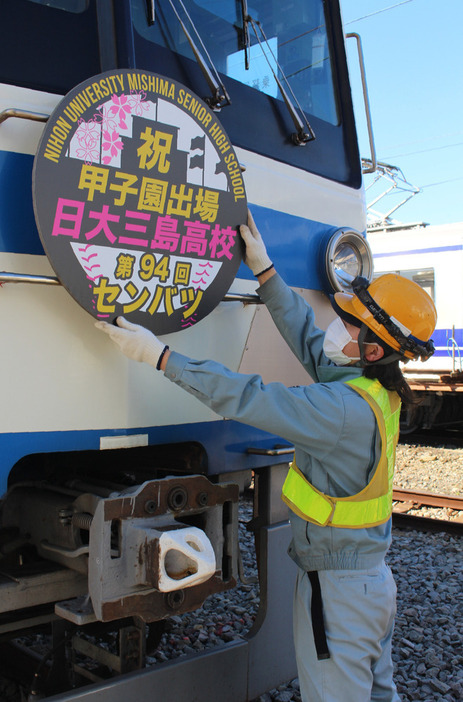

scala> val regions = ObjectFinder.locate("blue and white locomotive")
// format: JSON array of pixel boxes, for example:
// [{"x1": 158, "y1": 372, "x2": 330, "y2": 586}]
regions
[{"x1": 0, "y1": 1, "x2": 374, "y2": 699}]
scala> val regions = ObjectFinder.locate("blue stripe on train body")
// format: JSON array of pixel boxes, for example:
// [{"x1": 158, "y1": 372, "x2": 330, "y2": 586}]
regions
[{"x1": 0, "y1": 150, "x2": 339, "y2": 289}]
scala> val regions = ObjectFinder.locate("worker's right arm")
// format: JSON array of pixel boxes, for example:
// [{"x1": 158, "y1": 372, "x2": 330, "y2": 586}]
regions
[
  {"x1": 240, "y1": 211, "x2": 329, "y2": 379},
  {"x1": 259, "y1": 274, "x2": 328, "y2": 380}
]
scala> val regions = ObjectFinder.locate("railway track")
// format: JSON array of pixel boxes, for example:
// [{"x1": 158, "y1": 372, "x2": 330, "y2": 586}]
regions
[
  {"x1": 392, "y1": 487, "x2": 463, "y2": 534},
  {"x1": 0, "y1": 489, "x2": 460, "y2": 701}
]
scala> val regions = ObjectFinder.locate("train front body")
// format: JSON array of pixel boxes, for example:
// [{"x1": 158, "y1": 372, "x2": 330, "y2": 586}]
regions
[{"x1": 0, "y1": 1, "x2": 372, "y2": 699}]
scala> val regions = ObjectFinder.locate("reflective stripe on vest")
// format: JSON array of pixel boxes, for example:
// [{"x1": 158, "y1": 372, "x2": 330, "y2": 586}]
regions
[{"x1": 281, "y1": 377, "x2": 401, "y2": 529}]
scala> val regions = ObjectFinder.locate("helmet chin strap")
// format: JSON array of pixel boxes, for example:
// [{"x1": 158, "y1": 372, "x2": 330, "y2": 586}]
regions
[{"x1": 358, "y1": 324, "x2": 404, "y2": 366}]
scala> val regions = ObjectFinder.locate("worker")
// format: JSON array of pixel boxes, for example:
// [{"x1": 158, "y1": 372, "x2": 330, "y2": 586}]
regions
[{"x1": 95, "y1": 211, "x2": 437, "y2": 702}]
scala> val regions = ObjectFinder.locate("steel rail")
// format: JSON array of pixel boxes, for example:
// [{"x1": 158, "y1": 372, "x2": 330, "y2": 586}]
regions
[
  {"x1": 392, "y1": 487, "x2": 463, "y2": 512},
  {"x1": 392, "y1": 487, "x2": 463, "y2": 534}
]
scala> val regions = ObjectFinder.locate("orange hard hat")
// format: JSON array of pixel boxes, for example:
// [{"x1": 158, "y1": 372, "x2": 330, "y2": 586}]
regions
[{"x1": 333, "y1": 274, "x2": 437, "y2": 360}]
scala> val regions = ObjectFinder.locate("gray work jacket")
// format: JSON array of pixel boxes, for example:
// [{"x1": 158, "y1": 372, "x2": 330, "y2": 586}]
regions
[{"x1": 164, "y1": 273, "x2": 391, "y2": 572}]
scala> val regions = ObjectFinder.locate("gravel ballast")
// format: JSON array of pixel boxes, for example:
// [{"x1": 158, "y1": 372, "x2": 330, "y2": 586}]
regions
[
  {"x1": 0, "y1": 443, "x2": 461, "y2": 701},
  {"x1": 153, "y1": 442, "x2": 463, "y2": 702}
]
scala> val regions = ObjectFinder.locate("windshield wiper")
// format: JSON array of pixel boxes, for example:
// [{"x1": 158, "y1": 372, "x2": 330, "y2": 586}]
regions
[
  {"x1": 247, "y1": 16, "x2": 316, "y2": 146},
  {"x1": 239, "y1": 0, "x2": 250, "y2": 70},
  {"x1": 166, "y1": 0, "x2": 231, "y2": 111}
]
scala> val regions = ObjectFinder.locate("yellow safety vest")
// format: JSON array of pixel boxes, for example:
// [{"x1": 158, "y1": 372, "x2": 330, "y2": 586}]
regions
[{"x1": 281, "y1": 376, "x2": 401, "y2": 529}]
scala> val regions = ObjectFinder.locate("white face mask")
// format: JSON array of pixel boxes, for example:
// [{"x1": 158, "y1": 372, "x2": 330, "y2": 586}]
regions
[{"x1": 323, "y1": 317, "x2": 360, "y2": 366}]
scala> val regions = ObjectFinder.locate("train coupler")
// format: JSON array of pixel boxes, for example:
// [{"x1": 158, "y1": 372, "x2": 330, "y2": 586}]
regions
[{"x1": 57, "y1": 475, "x2": 239, "y2": 623}]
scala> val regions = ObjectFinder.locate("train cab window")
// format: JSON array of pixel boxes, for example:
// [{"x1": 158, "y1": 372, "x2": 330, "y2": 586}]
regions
[
  {"x1": 0, "y1": 1, "x2": 100, "y2": 94},
  {"x1": 131, "y1": 0, "x2": 359, "y2": 185},
  {"x1": 133, "y1": 0, "x2": 338, "y2": 126},
  {"x1": 0, "y1": 0, "x2": 360, "y2": 186}
]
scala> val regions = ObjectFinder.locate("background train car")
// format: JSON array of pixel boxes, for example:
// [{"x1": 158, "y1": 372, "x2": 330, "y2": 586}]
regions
[
  {"x1": 0, "y1": 1, "x2": 374, "y2": 699},
  {"x1": 368, "y1": 221, "x2": 463, "y2": 433}
]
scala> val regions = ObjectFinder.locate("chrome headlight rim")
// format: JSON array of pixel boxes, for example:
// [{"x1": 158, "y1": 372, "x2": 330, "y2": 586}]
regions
[{"x1": 324, "y1": 228, "x2": 373, "y2": 293}]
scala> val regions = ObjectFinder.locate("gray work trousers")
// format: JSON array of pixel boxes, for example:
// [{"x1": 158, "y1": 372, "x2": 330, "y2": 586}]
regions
[{"x1": 293, "y1": 562, "x2": 401, "y2": 702}]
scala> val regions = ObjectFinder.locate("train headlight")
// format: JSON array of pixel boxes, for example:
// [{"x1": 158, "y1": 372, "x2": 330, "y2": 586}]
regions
[{"x1": 323, "y1": 228, "x2": 373, "y2": 293}]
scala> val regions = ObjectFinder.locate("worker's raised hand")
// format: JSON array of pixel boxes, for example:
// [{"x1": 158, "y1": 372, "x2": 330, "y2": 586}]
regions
[
  {"x1": 95, "y1": 316, "x2": 167, "y2": 369},
  {"x1": 239, "y1": 209, "x2": 273, "y2": 277}
]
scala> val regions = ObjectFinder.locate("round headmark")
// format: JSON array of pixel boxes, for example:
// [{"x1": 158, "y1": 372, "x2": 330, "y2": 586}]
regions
[{"x1": 33, "y1": 70, "x2": 247, "y2": 334}]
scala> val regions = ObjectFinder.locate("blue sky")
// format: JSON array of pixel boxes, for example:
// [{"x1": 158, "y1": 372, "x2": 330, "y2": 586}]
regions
[{"x1": 340, "y1": 0, "x2": 463, "y2": 226}]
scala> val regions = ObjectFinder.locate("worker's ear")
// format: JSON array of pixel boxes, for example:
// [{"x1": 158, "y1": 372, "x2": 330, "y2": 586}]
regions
[{"x1": 363, "y1": 343, "x2": 384, "y2": 363}]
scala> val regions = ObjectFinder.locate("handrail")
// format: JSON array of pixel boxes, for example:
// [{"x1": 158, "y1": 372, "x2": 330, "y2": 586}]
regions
[
  {"x1": 247, "y1": 446, "x2": 295, "y2": 456},
  {"x1": 345, "y1": 33, "x2": 377, "y2": 174},
  {"x1": 222, "y1": 293, "x2": 262, "y2": 304},
  {"x1": 0, "y1": 272, "x2": 60, "y2": 285},
  {"x1": 0, "y1": 273, "x2": 263, "y2": 304},
  {"x1": 0, "y1": 108, "x2": 49, "y2": 125}
]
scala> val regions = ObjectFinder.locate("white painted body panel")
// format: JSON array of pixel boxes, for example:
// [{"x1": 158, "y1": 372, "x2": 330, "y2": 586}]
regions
[{"x1": 1, "y1": 84, "x2": 364, "y2": 438}]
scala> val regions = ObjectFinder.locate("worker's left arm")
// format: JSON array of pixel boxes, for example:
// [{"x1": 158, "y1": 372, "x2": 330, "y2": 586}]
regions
[{"x1": 95, "y1": 317, "x2": 344, "y2": 456}]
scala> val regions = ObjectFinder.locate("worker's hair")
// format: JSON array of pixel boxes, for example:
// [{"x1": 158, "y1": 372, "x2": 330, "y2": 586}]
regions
[{"x1": 361, "y1": 328, "x2": 415, "y2": 404}]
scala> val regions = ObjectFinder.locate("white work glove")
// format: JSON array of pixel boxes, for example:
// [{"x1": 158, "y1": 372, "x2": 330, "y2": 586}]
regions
[
  {"x1": 95, "y1": 316, "x2": 168, "y2": 369},
  {"x1": 239, "y1": 210, "x2": 273, "y2": 277}
]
